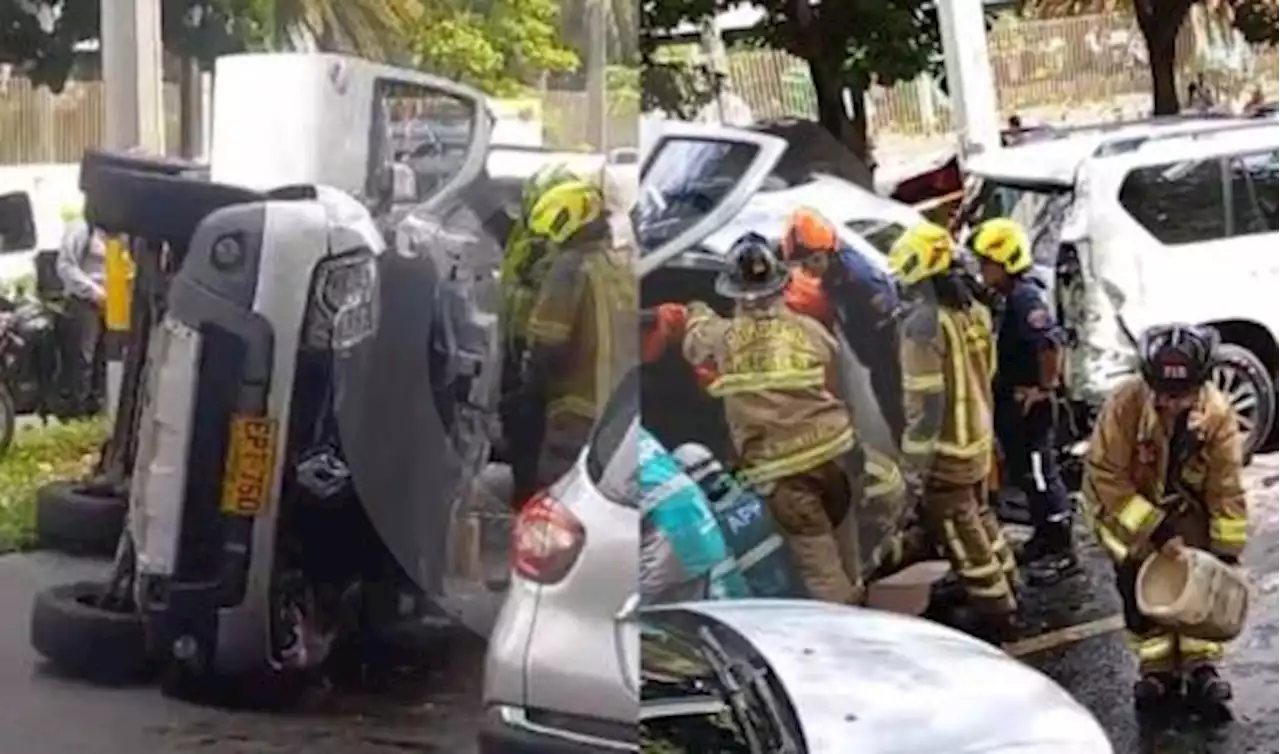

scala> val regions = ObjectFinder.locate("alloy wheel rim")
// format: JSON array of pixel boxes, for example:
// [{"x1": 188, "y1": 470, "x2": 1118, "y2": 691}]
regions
[{"x1": 1210, "y1": 363, "x2": 1261, "y2": 442}]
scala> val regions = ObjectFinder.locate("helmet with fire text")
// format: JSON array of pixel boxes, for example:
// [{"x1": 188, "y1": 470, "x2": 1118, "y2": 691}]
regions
[
  {"x1": 1138, "y1": 323, "x2": 1218, "y2": 396},
  {"x1": 716, "y1": 232, "x2": 790, "y2": 303}
]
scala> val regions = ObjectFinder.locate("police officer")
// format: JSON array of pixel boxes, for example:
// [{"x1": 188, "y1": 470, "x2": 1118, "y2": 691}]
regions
[
  {"x1": 650, "y1": 234, "x2": 864, "y2": 605},
  {"x1": 523, "y1": 178, "x2": 635, "y2": 490},
  {"x1": 888, "y1": 221, "x2": 1019, "y2": 637},
  {"x1": 779, "y1": 207, "x2": 905, "y2": 443},
  {"x1": 968, "y1": 218, "x2": 1079, "y2": 585},
  {"x1": 499, "y1": 164, "x2": 579, "y2": 507},
  {"x1": 1084, "y1": 323, "x2": 1246, "y2": 720}
]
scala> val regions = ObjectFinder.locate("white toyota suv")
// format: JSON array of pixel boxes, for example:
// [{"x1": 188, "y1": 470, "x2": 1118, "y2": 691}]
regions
[{"x1": 962, "y1": 118, "x2": 1278, "y2": 461}]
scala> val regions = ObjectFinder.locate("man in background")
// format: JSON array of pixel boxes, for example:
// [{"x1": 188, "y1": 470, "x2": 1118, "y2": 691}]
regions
[{"x1": 55, "y1": 203, "x2": 106, "y2": 412}]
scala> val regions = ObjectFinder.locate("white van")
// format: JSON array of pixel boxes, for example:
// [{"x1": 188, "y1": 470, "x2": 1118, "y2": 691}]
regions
[{"x1": 0, "y1": 163, "x2": 83, "y2": 297}]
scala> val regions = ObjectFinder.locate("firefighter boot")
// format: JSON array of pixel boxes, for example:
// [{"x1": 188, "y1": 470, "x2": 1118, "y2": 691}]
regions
[
  {"x1": 1133, "y1": 671, "x2": 1182, "y2": 717},
  {"x1": 1185, "y1": 665, "x2": 1233, "y2": 724},
  {"x1": 1024, "y1": 514, "x2": 1082, "y2": 586}
]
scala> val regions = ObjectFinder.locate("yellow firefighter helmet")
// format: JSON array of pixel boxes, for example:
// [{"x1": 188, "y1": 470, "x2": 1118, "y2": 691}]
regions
[
  {"x1": 887, "y1": 221, "x2": 956, "y2": 287},
  {"x1": 967, "y1": 218, "x2": 1032, "y2": 275},
  {"x1": 527, "y1": 179, "x2": 605, "y2": 245}
]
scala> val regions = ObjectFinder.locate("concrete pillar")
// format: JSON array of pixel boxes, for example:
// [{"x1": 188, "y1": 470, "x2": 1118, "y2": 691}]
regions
[
  {"x1": 99, "y1": 0, "x2": 165, "y2": 421},
  {"x1": 936, "y1": 0, "x2": 1001, "y2": 156},
  {"x1": 100, "y1": 0, "x2": 166, "y2": 153},
  {"x1": 585, "y1": 0, "x2": 608, "y2": 149}
]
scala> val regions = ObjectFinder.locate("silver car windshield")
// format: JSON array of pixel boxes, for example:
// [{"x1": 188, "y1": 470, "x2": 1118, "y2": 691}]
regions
[{"x1": 633, "y1": 138, "x2": 762, "y2": 256}]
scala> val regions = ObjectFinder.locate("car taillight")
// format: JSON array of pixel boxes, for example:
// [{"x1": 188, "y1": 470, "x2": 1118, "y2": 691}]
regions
[{"x1": 512, "y1": 491, "x2": 585, "y2": 584}]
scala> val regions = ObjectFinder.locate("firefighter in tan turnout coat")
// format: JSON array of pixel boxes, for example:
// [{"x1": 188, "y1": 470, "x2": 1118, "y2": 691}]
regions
[
  {"x1": 1084, "y1": 323, "x2": 1248, "y2": 717},
  {"x1": 887, "y1": 221, "x2": 1020, "y2": 635},
  {"x1": 651, "y1": 233, "x2": 865, "y2": 605}
]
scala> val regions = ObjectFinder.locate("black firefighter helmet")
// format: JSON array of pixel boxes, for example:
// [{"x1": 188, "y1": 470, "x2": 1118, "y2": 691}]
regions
[
  {"x1": 1138, "y1": 323, "x2": 1218, "y2": 396},
  {"x1": 715, "y1": 232, "x2": 790, "y2": 303}
]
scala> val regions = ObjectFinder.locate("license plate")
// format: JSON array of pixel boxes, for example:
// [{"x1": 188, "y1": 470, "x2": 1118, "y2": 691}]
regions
[{"x1": 220, "y1": 416, "x2": 279, "y2": 516}]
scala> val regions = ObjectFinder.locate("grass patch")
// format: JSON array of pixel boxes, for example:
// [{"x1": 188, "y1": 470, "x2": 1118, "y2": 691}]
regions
[{"x1": 0, "y1": 418, "x2": 108, "y2": 553}]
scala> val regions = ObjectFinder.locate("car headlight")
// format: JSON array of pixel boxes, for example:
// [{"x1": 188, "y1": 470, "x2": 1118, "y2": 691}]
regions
[{"x1": 304, "y1": 251, "x2": 379, "y2": 351}]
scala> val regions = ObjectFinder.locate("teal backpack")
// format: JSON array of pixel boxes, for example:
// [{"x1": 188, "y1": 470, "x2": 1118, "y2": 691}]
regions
[{"x1": 638, "y1": 429, "x2": 749, "y2": 601}]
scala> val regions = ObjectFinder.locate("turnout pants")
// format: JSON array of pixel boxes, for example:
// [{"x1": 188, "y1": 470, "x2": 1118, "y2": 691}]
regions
[
  {"x1": 922, "y1": 479, "x2": 1018, "y2": 616},
  {"x1": 765, "y1": 459, "x2": 864, "y2": 605},
  {"x1": 995, "y1": 396, "x2": 1070, "y2": 528},
  {"x1": 1112, "y1": 517, "x2": 1226, "y2": 674}
]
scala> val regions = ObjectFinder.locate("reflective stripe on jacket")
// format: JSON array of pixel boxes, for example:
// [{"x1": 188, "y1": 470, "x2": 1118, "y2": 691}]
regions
[
  {"x1": 682, "y1": 300, "x2": 855, "y2": 486},
  {"x1": 898, "y1": 301, "x2": 996, "y2": 485},
  {"x1": 1083, "y1": 377, "x2": 1248, "y2": 561},
  {"x1": 526, "y1": 242, "x2": 636, "y2": 422},
  {"x1": 500, "y1": 217, "x2": 556, "y2": 345}
]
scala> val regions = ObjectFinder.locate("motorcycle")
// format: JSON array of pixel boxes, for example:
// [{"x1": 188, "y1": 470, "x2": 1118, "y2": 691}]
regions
[{"x1": 0, "y1": 293, "x2": 104, "y2": 458}]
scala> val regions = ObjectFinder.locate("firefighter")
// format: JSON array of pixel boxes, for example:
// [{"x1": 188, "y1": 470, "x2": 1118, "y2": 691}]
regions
[
  {"x1": 499, "y1": 164, "x2": 579, "y2": 506},
  {"x1": 968, "y1": 218, "x2": 1080, "y2": 585},
  {"x1": 779, "y1": 207, "x2": 906, "y2": 443},
  {"x1": 1083, "y1": 323, "x2": 1246, "y2": 719},
  {"x1": 648, "y1": 233, "x2": 864, "y2": 605},
  {"x1": 523, "y1": 178, "x2": 636, "y2": 490},
  {"x1": 888, "y1": 221, "x2": 1019, "y2": 636}
]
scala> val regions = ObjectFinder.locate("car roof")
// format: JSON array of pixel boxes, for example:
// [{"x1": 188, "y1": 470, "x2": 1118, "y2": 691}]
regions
[
  {"x1": 965, "y1": 116, "x2": 1254, "y2": 188},
  {"x1": 658, "y1": 600, "x2": 1112, "y2": 754},
  {"x1": 699, "y1": 174, "x2": 920, "y2": 262}
]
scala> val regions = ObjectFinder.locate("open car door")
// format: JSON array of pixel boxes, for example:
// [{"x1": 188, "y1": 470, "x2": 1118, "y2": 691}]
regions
[
  {"x1": 634, "y1": 123, "x2": 787, "y2": 278},
  {"x1": 330, "y1": 68, "x2": 508, "y2": 629}
]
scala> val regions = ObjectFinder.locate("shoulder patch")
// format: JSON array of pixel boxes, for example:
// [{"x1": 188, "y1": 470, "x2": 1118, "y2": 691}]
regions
[{"x1": 1026, "y1": 307, "x2": 1050, "y2": 330}]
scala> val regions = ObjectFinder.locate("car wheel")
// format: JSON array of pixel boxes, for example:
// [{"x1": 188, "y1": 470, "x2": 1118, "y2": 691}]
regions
[
  {"x1": 30, "y1": 581, "x2": 150, "y2": 682},
  {"x1": 1212, "y1": 344, "x2": 1276, "y2": 466},
  {"x1": 34, "y1": 481, "x2": 127, "y2": 556}
]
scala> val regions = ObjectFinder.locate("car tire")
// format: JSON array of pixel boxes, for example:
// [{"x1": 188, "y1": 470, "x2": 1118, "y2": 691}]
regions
[
  {"x1": 34, "y1": 481, "x2": 127, "y2": 556},
  {"x1": 30, "y1": 581, "x2": 150, "y2": 682},
  {"x1": 1212, "y1": 344, "x2": 1275, "y2": 467},
  {"x1": 0, "y1": 382, "x2": 14, "y2": 460}
]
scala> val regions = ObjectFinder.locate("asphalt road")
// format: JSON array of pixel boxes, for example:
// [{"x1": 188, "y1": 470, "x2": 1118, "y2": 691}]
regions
[
  {"x1": 1013, "y1": 453, "x2": 1280, "y2": 754},
  {"x1": 0, "y1": 457, "x2": 1275, "y2": 754},
  {"x1": 0, "y1": 553, "x2": 486, "y2": 754}
]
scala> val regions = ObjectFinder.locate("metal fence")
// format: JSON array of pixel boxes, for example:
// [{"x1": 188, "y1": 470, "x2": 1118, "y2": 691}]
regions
[
  {"x1": 2, "y1": 12, "x2": 1275, "y2": 164},
  {"x1": 729, "y1": 13, "x2": 1279, "y2": 136},
  {"x1": 0, "y1": 73, "x2": 638, "y2": 165}
]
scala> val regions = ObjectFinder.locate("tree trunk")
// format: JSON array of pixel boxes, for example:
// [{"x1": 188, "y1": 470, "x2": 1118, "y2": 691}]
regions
[
  {"x1": 806, "y1": 54, "x2": 873, "y2": 189},
  {"x1": 1146, "y1": 22, "x2": 1181, "y2": 115},
  {"x1": 1135, "y1": 0, "x2": 1194, "y2": 116}
]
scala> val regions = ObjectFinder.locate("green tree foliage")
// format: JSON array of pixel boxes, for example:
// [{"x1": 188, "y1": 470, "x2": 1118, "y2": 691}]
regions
[
  {"x1": 0, "y1": 1, "x2": 102, "y2": 91},
  {"x1": 407, "y1": 0, "x2": 579, "y2": 96},
  {"x1": 1, "y1": 0, "x2": 581, "y2": 96},
  {"x1": 216, "y1": 0, "x2": 421, "y2": 60},
  {"x1": 641, "y1": 0, "x2": 942, "y2": 169}
]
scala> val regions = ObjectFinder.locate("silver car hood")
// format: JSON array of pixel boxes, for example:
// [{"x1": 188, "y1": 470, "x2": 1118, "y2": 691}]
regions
[{"x1": 673, "y1": 600, "x2": 1113, "y2": 754}]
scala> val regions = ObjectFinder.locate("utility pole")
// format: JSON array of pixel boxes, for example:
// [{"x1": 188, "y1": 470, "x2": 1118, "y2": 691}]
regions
[
  {"x1": 100, "y1": 0, "x2": 166, "y2": 153},
  {"x1": 936, "y1": 0, "x2": 1001, "y2": 156},
  {"x1": 585, "y1": 0, "x2": 608, "y2": 150},
  {"x1": 99, "y1": 0, "x2": 165, "y2": 421}
]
